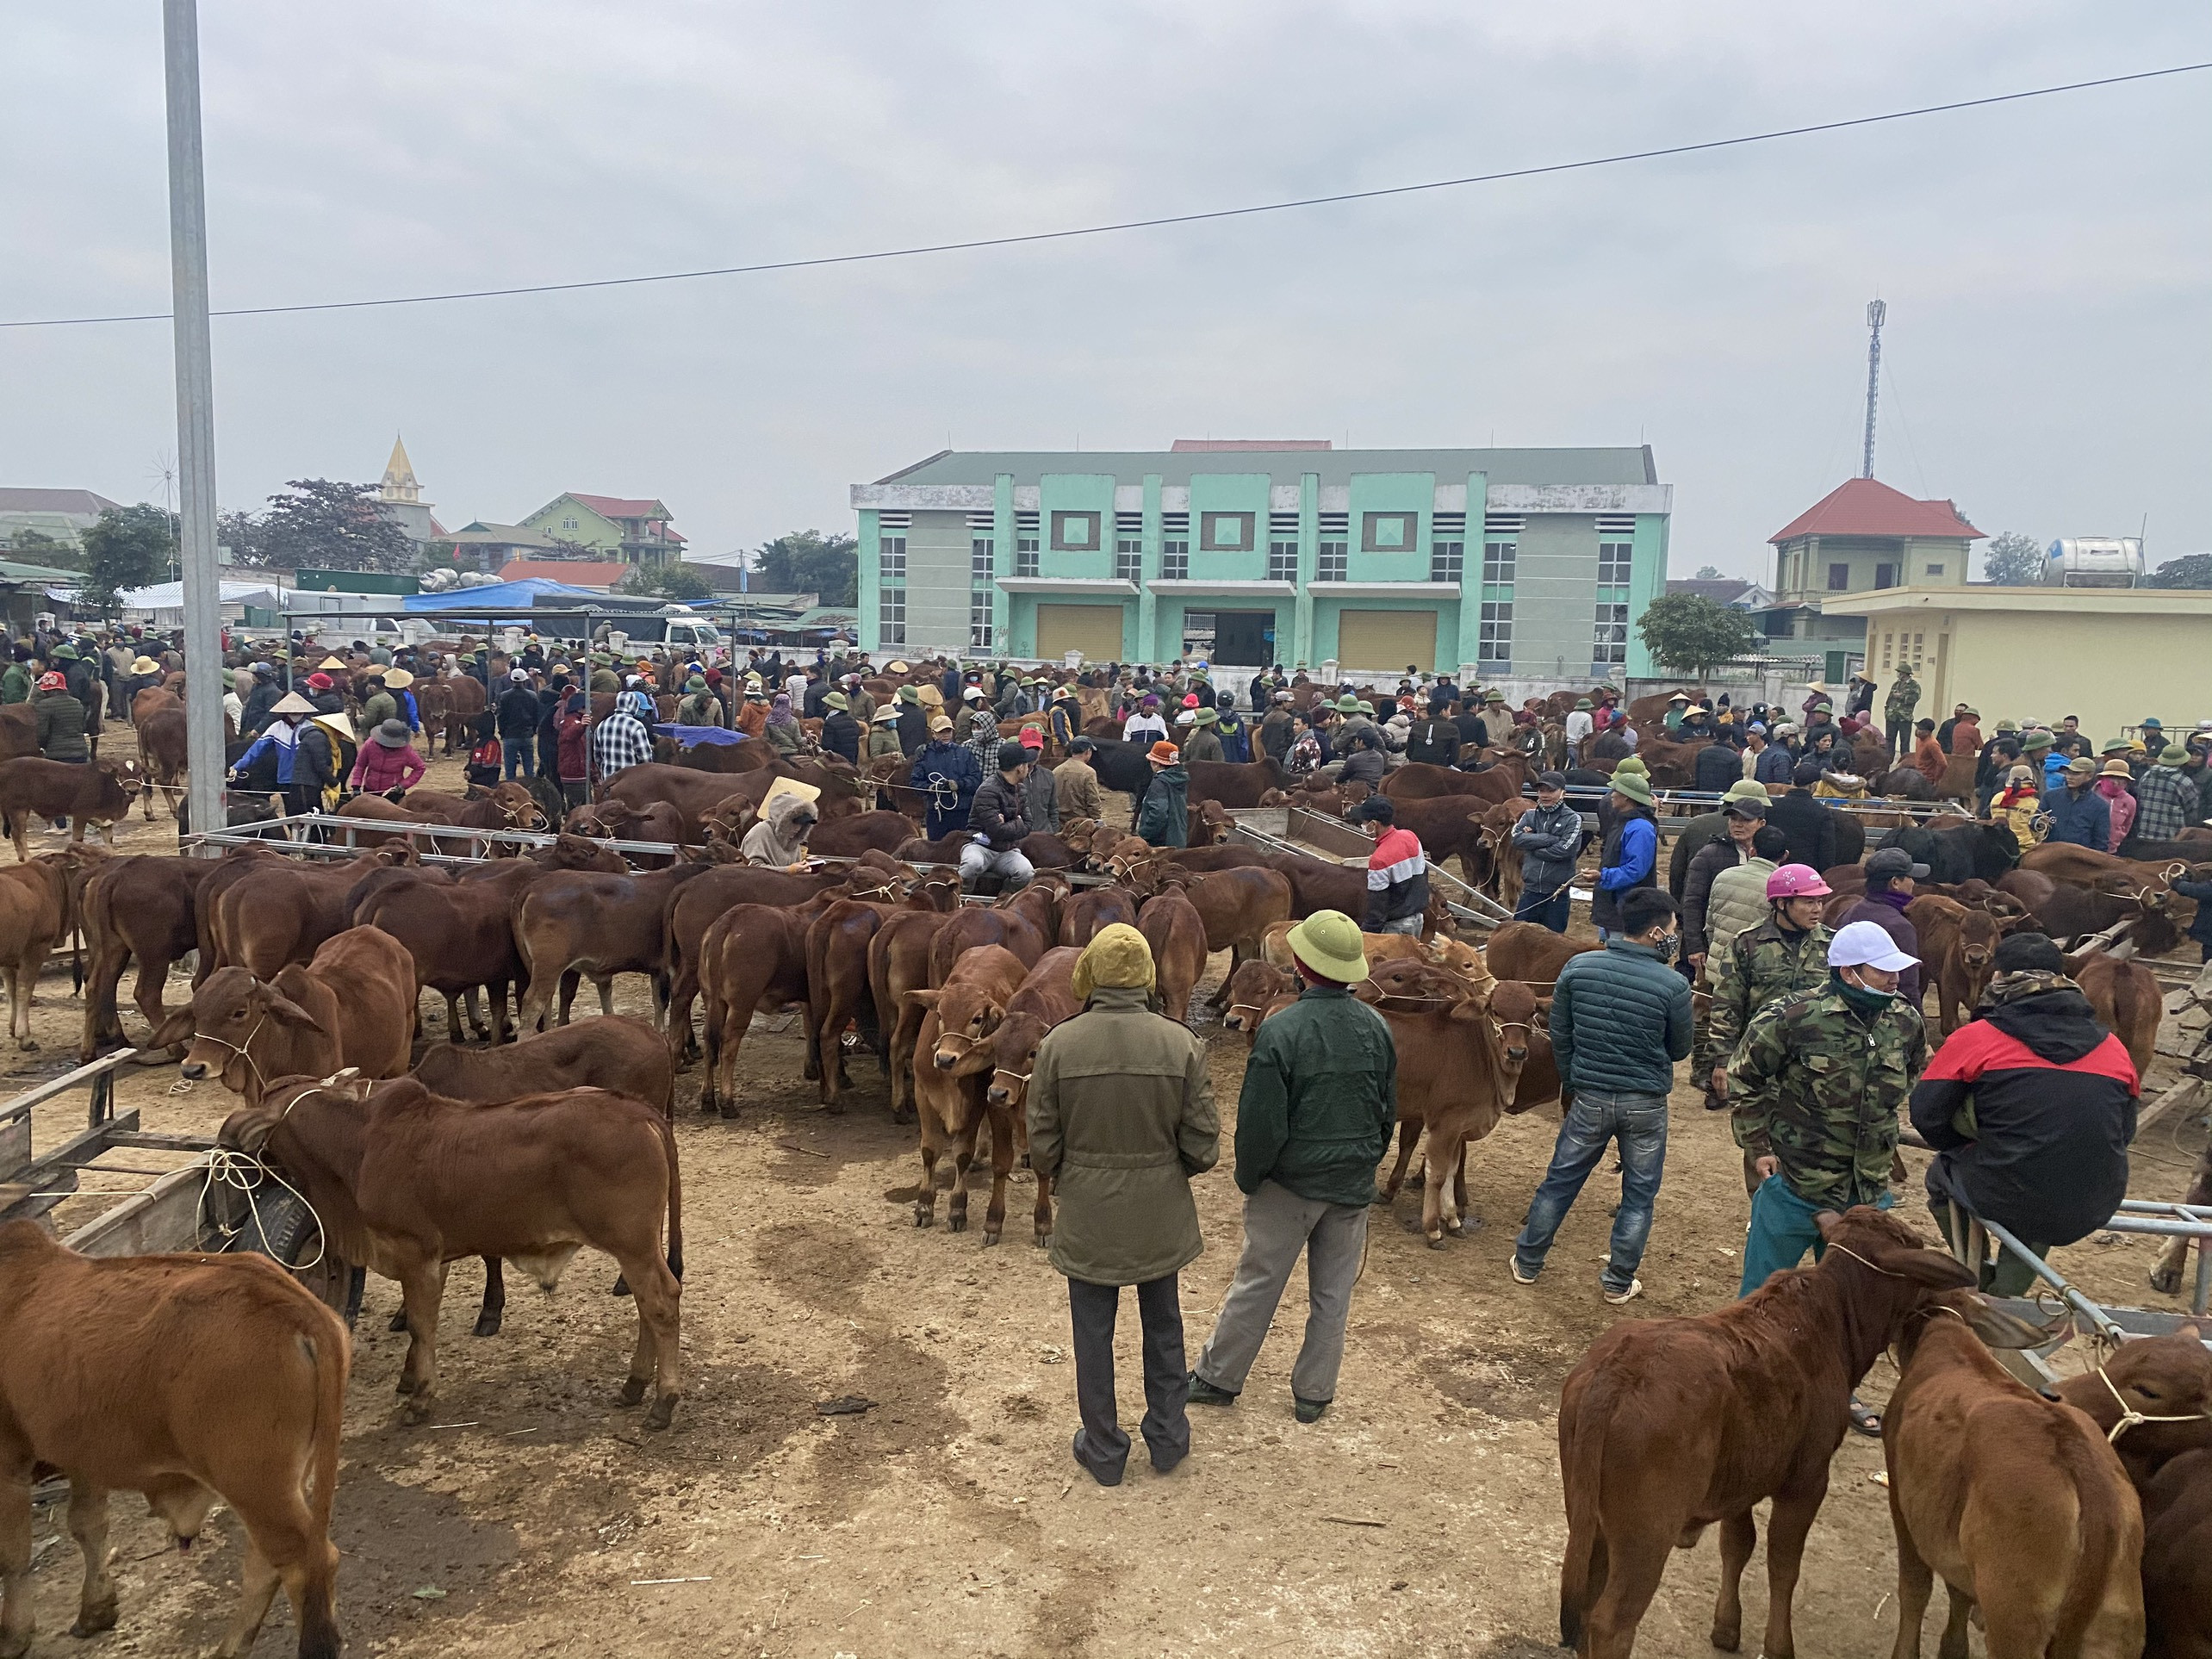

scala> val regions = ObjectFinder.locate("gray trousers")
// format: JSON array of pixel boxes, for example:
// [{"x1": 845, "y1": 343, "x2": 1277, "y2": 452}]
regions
[
  {"x1": 1069, "y1": 1275, "x2": 1188, "y2": 1480},
  {"x1": 1195, "y1": 1179, "x2": 1368, "y2": 1406}
]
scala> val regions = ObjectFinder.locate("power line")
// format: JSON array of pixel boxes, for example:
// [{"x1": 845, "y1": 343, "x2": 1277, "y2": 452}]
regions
[{"x1": 5, "y1": 59, "x2": 2206, "y2": 331}]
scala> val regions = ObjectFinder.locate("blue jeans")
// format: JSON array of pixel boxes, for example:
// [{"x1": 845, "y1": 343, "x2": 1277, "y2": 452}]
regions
[
  {"x1": 1738, "y1": 1175, "x2": 1894, "y2": 1296},
  {"x1": 1514, "y1": 885, "x2": 1571, "y2": 933},
  {"x1": 1514, "y1": 1090, "x2": 1668, "y2": 1294},
  {"x1": 503, "y1": 743, "x2": 535, "y2": 780}
]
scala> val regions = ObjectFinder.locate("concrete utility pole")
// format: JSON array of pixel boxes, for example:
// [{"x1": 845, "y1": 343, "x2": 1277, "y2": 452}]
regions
[
  {"x1": 1860, "y1": 299, "x2": 1886, "y2": 481},
  {"x1": 164, "y1": 0, "x2": 227, "y2": 842}
]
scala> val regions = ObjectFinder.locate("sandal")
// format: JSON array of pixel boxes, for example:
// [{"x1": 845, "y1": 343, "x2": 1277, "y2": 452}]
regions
[{"x1": 1847, "y1": 1395, "x2": 1882, "y2": 1438}]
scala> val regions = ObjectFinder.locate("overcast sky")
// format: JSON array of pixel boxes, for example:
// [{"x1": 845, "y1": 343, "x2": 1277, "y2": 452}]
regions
[{"x1": 6, "y1": 2, "x2": 2208, "y2": 578}]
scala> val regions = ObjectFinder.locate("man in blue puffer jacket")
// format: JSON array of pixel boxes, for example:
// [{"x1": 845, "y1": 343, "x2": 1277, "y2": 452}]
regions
[{"x1": 1510, "y1": 886, "x2": 1693, "y2": 1305}]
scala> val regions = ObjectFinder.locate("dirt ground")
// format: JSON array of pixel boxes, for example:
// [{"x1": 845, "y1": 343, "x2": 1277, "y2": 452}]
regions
[{"x1": 9, "y1": 746, "x2": 2209, "y2": 1658}]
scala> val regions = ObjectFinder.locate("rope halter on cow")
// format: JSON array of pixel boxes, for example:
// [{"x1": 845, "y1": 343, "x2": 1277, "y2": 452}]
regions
[
  {"x1": 2093, "y1": 1360, "x2": 2212, "y2": 1445},
  {"x1": 191, "y1": 1013, "x2": 270, "y2": 1100}
]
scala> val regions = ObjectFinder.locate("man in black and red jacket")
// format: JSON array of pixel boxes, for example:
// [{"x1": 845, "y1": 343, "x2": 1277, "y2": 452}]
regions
[{"x1": 1909, "y1": 931, "x2": 2137, "y2": 1296}]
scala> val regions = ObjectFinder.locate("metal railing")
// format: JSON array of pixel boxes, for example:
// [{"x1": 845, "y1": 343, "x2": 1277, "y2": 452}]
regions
[{"x1": 0, "y1": 1049, "x2": 217, "y2": 1255}]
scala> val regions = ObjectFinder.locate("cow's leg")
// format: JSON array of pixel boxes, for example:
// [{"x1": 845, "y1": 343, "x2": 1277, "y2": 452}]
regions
[
  {"x1": 1884, "y1": 1500, "x2": 1933, "y2": 1659},
  {"x1": 395, "y1": 1261, "x2": 444, "y2": 1421},
  {"x1": 475, "y1": 1258, "x2": 506, "y2": 1337},
  {"x1": 981, "y1": 1104, "x2": 1017, "y2": 1246},
  {"x1": 620, "y1": 1258, "x2": 682, "y2": 1430},
  {"x1": 215, "y1": 1488, "x2": 340, "y2": 1659},
  {"x1": 1758, "y1": 1481, "x2": 1827, "y2": 1659},
  {"x1": 8, "y1": 819, "x2": 25, "y2": 863},
  {"x1": 595, "y1": 975, "x2": 616, "y2": 1019},
  {"x1": 1453, "y1": 1140, "x2": 1471, "y2": 1225},
  {"x1": 0, "y1": 1463, "x2": 31, "y2": 1659},
  {"x1": 913, "y1": 1110, "x2": 945, "y2": 1229},
  {"x1": 65, "y1": 1483, "x2": 115, "y2": 1637},
  {"x1": 1205, "y1": 941, "x2": 1242, "y2": 1010},
  {"x1": 555, "y1": 967, "x2": 581, "y2": 1025},
  {"x1": 1033, "y1": 1160, "x2": 1053, "y2": 1248},
  {"x1": 1934, "y1": 1584, "x2": 1975, "y2": 1659},
  {"x1": 8, "y1": 958, "x2": 33, "y2": 1051},
  {"x1": 2150, "y1": 1233, "x2": 2194, "y2": 1295},
  {"x1": 1420, "y1": 1127, "x2": 1463, "y2": 1245},
  {"x1": 1376, "y1": 1117, "x2": 1421, "y2": 1205},
  {"x1": 1712, "y1": 1509, "x2": 1756, "y2": 1650},
  {"x1": 946, "y1": 1113, "x2": 982, "y2": 1233},
  {"x1": 1580, "y1": 1526, "x2": 1672, "y2": 1659}
]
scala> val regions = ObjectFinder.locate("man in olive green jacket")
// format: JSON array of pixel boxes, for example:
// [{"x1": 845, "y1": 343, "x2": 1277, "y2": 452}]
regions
[
  {"x1": 1028, "y1": 923, "x2": 1219, "y2": 1486},
  {"x1": 1190, "y1": 909, "x2": 1396, "y2": 1423}
]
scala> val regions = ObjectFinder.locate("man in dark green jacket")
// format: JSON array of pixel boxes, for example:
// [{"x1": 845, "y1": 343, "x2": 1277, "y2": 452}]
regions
[
  {"x1": 1134, "y1": 743, "x2": 1189, "y2": 848},
  {"x1": 1190, "y1": 910, "x2": 1395, "y2": 1423},
  {"x1": 1028, "y1": 924, "x2": 1219, "y2": 1487},
  {"x1": 1511, "y1": 888, "x2": 1692, "y2": 1303}
]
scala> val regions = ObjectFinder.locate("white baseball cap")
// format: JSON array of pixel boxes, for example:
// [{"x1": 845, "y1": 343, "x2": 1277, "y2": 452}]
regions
[{"x1": 1828, "y1": 920, "x2": 1918, "y2": 973}]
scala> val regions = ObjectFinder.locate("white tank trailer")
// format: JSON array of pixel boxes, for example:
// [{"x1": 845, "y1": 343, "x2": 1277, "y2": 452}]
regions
[{"x1": 2042, "y1": 537, "x2": 2144, "y2": 588}]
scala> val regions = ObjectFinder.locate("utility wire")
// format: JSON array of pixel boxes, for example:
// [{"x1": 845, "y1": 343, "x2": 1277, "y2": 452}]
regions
[{"x1": 4, "y1": 59, "x2": 2206, "y2": 331}]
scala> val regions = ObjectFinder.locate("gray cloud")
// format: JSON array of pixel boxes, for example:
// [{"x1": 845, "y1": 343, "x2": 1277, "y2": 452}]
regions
[{"x1": 3, "y1": 1, "x2": 2207, "y2": 577}]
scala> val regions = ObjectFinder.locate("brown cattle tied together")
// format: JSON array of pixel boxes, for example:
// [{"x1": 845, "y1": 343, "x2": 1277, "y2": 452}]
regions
[
  {"x1": 81, "y1": 852, "x2": 219, "y2": 1059},
  {"x1": 1137, "y1": 887, "x2": 1209, "y2": 1027},
  {"x1": 907, "y1": 945, "x2": 1034, "y2": 1242},
  {"x1": 226, "y1": 1072, "x2": 685, "y2": 1428},
  {"x1": 1902, "y1": 893, "x2": 2001, "y2": 1035},
  {"x1": 0, "y1": 1221, "x2": 348, "y2": 1659}
]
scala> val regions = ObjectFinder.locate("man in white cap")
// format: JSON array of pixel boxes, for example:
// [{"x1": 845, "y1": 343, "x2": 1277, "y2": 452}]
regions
[
  {"x1": 1187, "y1": 910, "x2": 1395, "y2": 1424},
  {"x1": 1728, "y1": 918, "x2": 1928, "y2": 1294}
]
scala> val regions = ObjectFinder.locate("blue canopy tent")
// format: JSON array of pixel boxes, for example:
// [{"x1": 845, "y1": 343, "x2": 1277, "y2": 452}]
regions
[{"x1": 401, "y1": 578, "x2": 623, "y2": 612}]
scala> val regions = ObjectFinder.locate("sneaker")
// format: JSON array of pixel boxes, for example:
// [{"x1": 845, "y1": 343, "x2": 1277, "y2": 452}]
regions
[
  {"x1": 1071, "y1": 1431, "x2": 1123, "y2": 1488},
  {"x1": 1186, "y1": 1372, "x2": 1237, "y2": 1407},
  {"x1": 1602, "y1": 1277, "x2": 1643, "y2": 1306},
  {"x1": 1510, "y1": 1259, "x2": 1539, "y2": 1285},
  {"x1": 1293, "y1": 1397, "x2": 1330, "y2": 1424}
]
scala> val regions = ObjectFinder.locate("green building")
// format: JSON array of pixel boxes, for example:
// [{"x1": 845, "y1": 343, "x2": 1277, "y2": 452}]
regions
[
  {"x1": 851, "y1": 443, "x2": 1669, "y2": 676},
  {"x1": 518, "y1": 493, "x2": 686, "y2": 569}
]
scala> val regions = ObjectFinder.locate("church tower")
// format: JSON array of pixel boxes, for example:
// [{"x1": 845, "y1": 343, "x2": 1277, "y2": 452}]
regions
[{"x1": 380, "y1": 435, "x2": 426, "y2": 506}]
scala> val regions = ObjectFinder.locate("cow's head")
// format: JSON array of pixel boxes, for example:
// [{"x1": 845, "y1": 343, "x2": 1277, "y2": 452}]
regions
[
  {"x1": 219, "y1": 1068, "x2": 370, "y2": 1155},
  {"x1": 920, "y1": 979, "x2": 1006, "y2": 1073},
  {"x1": 154, "y1": 966, "x2": 326, "y2": 1103},
  {"x1": 1482, "y1": 979, "x2": 1540, "y2": 1069},
  {"x1": 488, "y1": 781, "x2": 546, "y2": 829},
  {"x1": 1221, "y1": 960, "x2": 1293, "y2": 1034},
  {"x1": 985, "y1": 1012, "x2": 1053, "y2": 1109}
]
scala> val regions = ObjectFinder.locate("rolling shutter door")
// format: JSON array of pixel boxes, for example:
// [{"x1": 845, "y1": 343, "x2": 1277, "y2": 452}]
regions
[
  {"x1": 1336, "y1": 610, "x2": 1438, "y2": 672},
  {"x1": 1035, "y1": 604, "x2": 1125, "y2": 663}
]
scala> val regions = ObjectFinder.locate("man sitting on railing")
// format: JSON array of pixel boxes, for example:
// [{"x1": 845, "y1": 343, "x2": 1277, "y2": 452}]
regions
[{"x1": 1908, "y1": 931, "x2": 2137, "y2": 1296}]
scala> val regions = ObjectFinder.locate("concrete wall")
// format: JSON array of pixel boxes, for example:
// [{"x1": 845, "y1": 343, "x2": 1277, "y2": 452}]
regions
[
  {"x1": 1914, "y1": 611, "x2": 2211, "y2": 743},
  {"x1": 1508, "y1": 513, "x2": 1600, "y2": 680},
  {"x1": 899, "y1": 510, "x2": 971, "y2": 653}
]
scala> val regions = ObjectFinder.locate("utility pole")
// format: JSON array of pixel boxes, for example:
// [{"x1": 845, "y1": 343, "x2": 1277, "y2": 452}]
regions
[
  {"x1": 1861, "y1": 299, "x2": 1886, "y2": 480},
  {"x1": 164, "y1": 0, "x2": 227, "y2": 842}
]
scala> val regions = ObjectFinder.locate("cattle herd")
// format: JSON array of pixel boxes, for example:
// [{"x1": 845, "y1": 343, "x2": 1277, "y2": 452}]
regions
[{"x1": 0, "y1": 666, "x2": 2208, "y2": 1658}]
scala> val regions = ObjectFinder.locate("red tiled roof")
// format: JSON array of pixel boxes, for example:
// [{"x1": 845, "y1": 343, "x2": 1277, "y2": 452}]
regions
[
  {"x1": 570, "y1": 493, "x2": 668, "y2": 520},
  {"x1": 497, "y1": 559, "x2": 631, "y2": 588},
  {"x1": 1769, "y1": 477, "x2": 1984, "y2": 544}
]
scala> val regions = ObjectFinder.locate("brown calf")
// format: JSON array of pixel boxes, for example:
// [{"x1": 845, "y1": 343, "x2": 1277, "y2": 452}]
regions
[
  {"x1": 158, "y1": 927, "x2": 417, "y2": 1105},
  {"x1": 2071, "y1": 950, "x2": 2162, "y2": 1082},
  {"x1": 0, "y1": 1221, "x2": 347, "y2": 1659},
  {"x1": 2053, "y1": 1325, "x2": 2212, "y2": 1487},
  {"x1": 1485, "y1": 919, "x2": 1601, "y2": 985},
  {"x1": 870, "y1": 906, "x2": 962, "y2": 1122},
  {"x1": 0, "y1": 851, "x2": 86, "y2": 1050},
  {"x1": 513, "y1": 861, "x2": 716, "y2": 1030},
  {"x1": 0, "y1": 757, "x2": 139, "y2": 860},
  {"x1": 1221, "y1": 958, "x2": 1295, "y2": 1043},
  {"x1": 1904, "y1": 893, "x2": 2002, "y2": 1035},
  {"x1": 354, "y1": 860, "x2": 542, "y2": 1041},
  {"x1": 134, "y1": 703, "x2": 190, "y2": 819},
  {"x1": 662, "y1": 864, "x2": 849, "y2": 1057},
  {"x1": 1372, "y1": 979, "x2": 1538, "y2": 1245},
  {"x1": 979, "y1": 946, "x2": 1081, "y2": 1126},
  {"x1": 81, "y1": 853, "x2": 220, "y2": 1059},
  {"x1": 415, "y1": 1014, "x2": 674, "y2": 1118},
  {"x1": 1161, "y1": 864, "x2": 1293, "y2": 1008},
  {"x1": 1380, "y1": 756, "x2": 1528, "y2": 805},
  {"x1": 1556, "y1": 1208, "x2": 2012, "y2": 1659},
  {"x1": 699, "y1": 899, "x2": 836, "y2": 1115},
  {"x1": 1058, "y1": 885, "x2": 1140, "y2": 947},
  {"x1": 1883, "y1": 1307, "x2": 2142, "y2": 1659},
  {"x1": 907, "y1": 944, "x2": 1031, "y2": 1241},
  {"x1": 200, "y1": 844, "x2": 411, "y2": 983},
  {"x1": 227, "y1": 1073, "x2": 684, "y2": 1428},
  {"x1": 1138, "y1": 888, "x2": 1209, "y2": 1026},
  {"x1": 2141, "y1": 1446, "x2": 2212, "y2": 1659},
  {"x1": 925, "y1": 881, "x2": 1059, "y2": 984}
]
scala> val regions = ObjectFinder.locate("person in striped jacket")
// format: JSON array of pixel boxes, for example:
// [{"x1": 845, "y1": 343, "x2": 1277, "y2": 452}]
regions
[{"x1": 1352, "y1": 796, "x2": 1429, "y2": 935}]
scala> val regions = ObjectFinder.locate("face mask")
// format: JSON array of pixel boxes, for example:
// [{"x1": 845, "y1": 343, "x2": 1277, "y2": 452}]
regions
[
  {"x1": 1833, "y1": 969, "x2": 1896, "y2": 1010},
  {"x1": 1648, "y1": 932, "x2": 1680, "y2": 957}
]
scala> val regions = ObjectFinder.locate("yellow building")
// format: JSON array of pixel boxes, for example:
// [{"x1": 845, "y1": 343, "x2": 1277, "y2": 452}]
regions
[{"x1": 1824, "y1": 587, "x2": 2212, "y2": 741}]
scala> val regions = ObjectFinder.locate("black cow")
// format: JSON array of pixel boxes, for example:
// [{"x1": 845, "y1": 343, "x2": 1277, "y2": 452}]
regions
[
  {"x1": 1873, "y1": 819, "x2": 2017, "y2": 885},
  {"x1": 1085, "y1": 736, "x2": 1163, "y2": 802}
]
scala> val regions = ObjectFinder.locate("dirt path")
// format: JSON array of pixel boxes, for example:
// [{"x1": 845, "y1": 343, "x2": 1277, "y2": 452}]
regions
[{"x1": 5, "y1": 754, "x2": 2205, "y2": 1657}]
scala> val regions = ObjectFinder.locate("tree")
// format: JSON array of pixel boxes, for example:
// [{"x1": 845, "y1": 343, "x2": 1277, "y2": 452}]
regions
[
  {"x1": 78, "y1": 503, "x2": 175, "y2": 613},
  {"x1": 1980, "y1": 531, "x2": 2044, "y2": 586},
  {"x1": 216, "y1": 507, "x2": 266, "y2": 566},
  {"x1": 753, "y1": 530, "x2": 857, "y2": 606},
  {"x1": 618, "y1": 562, "x2": 712, "y2": 603},
  {"x1": 235, "y1": 479, "x2": 415, "y2": 573},
  {"x1": 5, "y1": 528, "x2": 84, "y2": 572},
  {"x1": 1692, "y1": 563, "x2": 1724, "y2": 580},
  {"x1": 2147, "y1": 553, "x2": 2212, "y2": 590},
  {"x1": 1635, "y1": 592, "x2": 1761, "y2": 679}
]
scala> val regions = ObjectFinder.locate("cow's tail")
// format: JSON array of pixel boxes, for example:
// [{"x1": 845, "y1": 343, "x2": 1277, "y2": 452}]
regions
[
  {"x1": 1556, "y1": 1370, "x2": 1613, "y2": 1652},
  {"x1": 659, "y1": 1115, "x2": 685, "y2": 1283},
  {"x1": 297, "y1": 1309, "x2": 350, "y2": 1659}
]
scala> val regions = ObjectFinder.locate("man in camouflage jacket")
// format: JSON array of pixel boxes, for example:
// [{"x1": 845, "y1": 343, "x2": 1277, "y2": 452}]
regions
[
  {"x1": 1728, "y1": 920, "x2": 1926, "y2": 1297},
  {"x1": 1883, "y1": 664, "x2": 1921, "y2": 761},
  {"x1": 1706, "y1": 869, "x2": 1836, "y2": 1185}
]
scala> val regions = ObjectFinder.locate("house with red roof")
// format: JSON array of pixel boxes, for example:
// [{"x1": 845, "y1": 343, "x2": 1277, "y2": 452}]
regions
[
  {"x1": 518, "y1": 492, "x2": 686, "y2": 569},
  {"x1": 1760, "y1": 477, "x2": 1985, "y2": 668}
]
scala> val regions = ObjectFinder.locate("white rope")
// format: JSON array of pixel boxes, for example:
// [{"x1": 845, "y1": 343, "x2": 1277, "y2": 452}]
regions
[
  {"x1": 2094, "y1": 1361, "x2": 2212, "y2": 1445},
  {"x1": 189, "y1": 1014, "x2": 269, "y2": 1098}
]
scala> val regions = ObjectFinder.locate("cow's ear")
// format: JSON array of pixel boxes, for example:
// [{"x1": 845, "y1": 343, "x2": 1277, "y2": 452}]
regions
[
  {"x1": 260, "y1": 992, "x2": 326, "y2": 1033},
  {"x1": 1962, "y1": 1296, "x2": 2065, "y2": 1350},
  {"x1": 148, "y1": 1010, "x2": 195, "y2": 1048},
  {"x1": 1889, "y1": 1247, "x2": 1978, "y2": 1290},
  {"x1": 1446, "y1": 1000, "x2": 1486, "y2": 1025},
  {"x1": 904, "y1": 989, "x2": 941, "y2": 1010}
]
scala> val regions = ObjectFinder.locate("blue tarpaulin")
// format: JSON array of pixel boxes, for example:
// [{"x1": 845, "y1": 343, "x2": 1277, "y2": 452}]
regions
[
  {"x1": 662, "y1": 724, "x2": 747, "y2": 747},
  {"x1": 402, "y1": 578, "x2": 655, "y2": 612}
]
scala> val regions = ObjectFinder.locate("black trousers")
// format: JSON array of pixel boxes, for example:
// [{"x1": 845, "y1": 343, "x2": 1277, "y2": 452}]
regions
[{"x1": 1067, "y1": 1274, "x2": 1188, "y2": 1480}]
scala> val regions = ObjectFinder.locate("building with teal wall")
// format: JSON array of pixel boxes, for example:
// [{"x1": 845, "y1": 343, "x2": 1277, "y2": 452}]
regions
[{"x1": 851, "y1": 444, "x2": 1670, "y2": 679}]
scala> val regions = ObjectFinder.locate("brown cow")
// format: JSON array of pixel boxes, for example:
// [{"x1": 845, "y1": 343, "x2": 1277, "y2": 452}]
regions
[
  {"x1": 804, "y1": 895, "x2": 899, "y2": 1109},
  {"x1": 1184, "y1": 756, "x2": 1293, "y2": 808},
  {"x1": 202, "y1": 845, "x2": 409, "y2": 983},
  {"x1": 227, "y1": 1073, "x2": 684, "y2": 1427},
  {"x1": 134, "y1": 703, "x2": 191, "y2": 819},
  {"x1": 1138, "y1": 887, "x2": 1209, "y2": 1025},
  {"x1": 354, "y1": 859, "x2": 548, "y2": 1041},
  {"x1": 0, "y1": 757, "x2": 140, "y2": 859},
  {"x1": 1221, "y1": 958, "x2": 1295, "y2": 1043},
  {"x1": 0, "y1": 850, "x2": 87, "y2": 1050},
  {"x1": 2150, "y1": 1153, "x2": 2212, "y2": 1298},
  {"x1": 805, "y1": 809, "x2": 929, "y2": 858},
  {"x1": 978, "y1": 946, "x2": 1081, "y2": 1128},
  {"x1": 81, "y1": 852, "x2": 220, "y2": 1059},
  {"x1": 513, "y1": 862, "x2": 717, "y2": 1030},
  {"x1": 1555, "y1": 1208, "x2": 2022, "y2": 1659},
  {"x1": 1881, "y1": 1305, "x2": 2143, "y2": 1659},
  {"x1": 1360, "y1": 792, "x2": 1501, "y2": 886},
  {"x1": 1902, "y1": 893, "x2": 2001, "y2": 1035},
  {"x1": 1381, "y1": 756, "x2": 1528, "y2": 806},
  {"x1": 1258, "y1": 917, "x2": 1494, "y2": 991},
  {"x1": 158, "y1": 927, "x2": 417, "y2": 1105},
  {"x1": 925, "y1": 882, "x2": 1059, "y2": 984},
  {"x1": 661, "y1": 864, "x2": 850, "y2": 1055},
  {"x1": 2070, "y1": 951, "x2": 2161, "y2": 1081},
  {"x1": 2140, "y1": 1447, "x2": 2212, "y2": 1659},
  {"x1": 0, "y1": 1221, "x2": 347, "y2": 1659},
  {"x1": 870, "y1": 906, "x2": 963, "y2": 1122},
  {"x1": 698, "y1": 898, "x2": 840, "y2": 1115},
  {"x1": 2022, "y1": 841, "x2": 2191, "y2": 892},
  {"x1": 438, "y1": 670, "x2": 486, "y2": 755},
  {"x1": 606, "y1": 759, "x2": 867, "y2": 842},
  {"x1": 561, "y1": 798, "x2": 689, "y2": 864},
  {"x1": 907, "y1": 945, "x2": 1031, "y2": 1241},
  {"x1": 1371, "y1": 979, "x2": 1538, "y2": 1243},
  {"x1": 1483, "y1": 919, "x2": 1601, "y2": 985},
  {"x1": 2052, "y1": 1326, "x2": 2212, "y2": 1489},
  {"x1": 1058, "y1": 885, "x2": 1140, "y2": 946},
  {"x1": 1160, "y1": 864, "x2": 1293, "y2": 1004}
]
